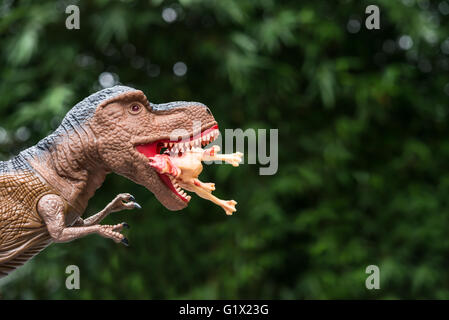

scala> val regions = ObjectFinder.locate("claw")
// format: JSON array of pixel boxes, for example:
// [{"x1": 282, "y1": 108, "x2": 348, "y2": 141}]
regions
[
  {"x1": 121, "y1": 237, "x2": 129, "y2": 246},
  {"x1": 129, "y1": 195, "x2": 136, "y2": 202},
  {"x1": 133, "y1": 202, "x2": 142, "y2": 209},
  {"x1": 122, "y1": 222, "x2": 130, "y2": 229}
]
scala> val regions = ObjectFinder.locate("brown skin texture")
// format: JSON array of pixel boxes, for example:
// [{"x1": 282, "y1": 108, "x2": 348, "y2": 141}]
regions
[
  {"x1": 0, "y1": 170, "x2": 55, "y2": 277},
  {"x1": 0, "y1": 90, "x2": 217, "y2": 277}
]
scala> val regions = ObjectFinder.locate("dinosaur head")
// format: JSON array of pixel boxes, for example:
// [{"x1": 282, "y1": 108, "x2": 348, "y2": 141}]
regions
[{"x1": 87, "y1": 86, "x2": 218, "y2": 211}]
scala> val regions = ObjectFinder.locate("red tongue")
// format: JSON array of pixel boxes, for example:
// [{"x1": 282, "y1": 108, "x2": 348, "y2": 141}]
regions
[
  {"x1": 136, "y1": 143, "x2": 158, "y2": 158},
  {"x1": 148, "y1": 154, "x2": 180, "y2": 177},
  {"x1": 136, "y1": 144, "x2": 188, "y2": 202}
]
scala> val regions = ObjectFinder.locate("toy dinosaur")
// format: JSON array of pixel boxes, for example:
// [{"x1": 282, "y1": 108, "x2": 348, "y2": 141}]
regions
[{"x1": 0, "y1": 86, "x2": 241, "y2": 278}]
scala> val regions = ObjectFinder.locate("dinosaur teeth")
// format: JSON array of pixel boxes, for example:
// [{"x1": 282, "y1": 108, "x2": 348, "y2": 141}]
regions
[
  {"x1": 167, "y1": 173, "x2": 190, "y2": 200},
  {"x1": 157, "y1": 127, "x2": 219, "y2": 162}
]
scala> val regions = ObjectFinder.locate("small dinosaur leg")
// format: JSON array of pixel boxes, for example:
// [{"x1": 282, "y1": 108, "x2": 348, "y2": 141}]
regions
[
  {"x1": 37, "y1": 194, "x2": 129, "y2": 245},
  {"x1": 188, "y1": 182, "x2": 237, "y2": 215},
  {"x1": 193, "y1": 178, "x2": 215, "y2": 192},
  {"x1": 83, "y1": 193, "x2": 141, "y2": 226}
]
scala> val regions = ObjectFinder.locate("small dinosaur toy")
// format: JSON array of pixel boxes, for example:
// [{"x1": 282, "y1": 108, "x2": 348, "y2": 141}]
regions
[
  {"x1": 145, "y1": 146, "x2": 243, "y2": 215},
  {"x1": 0, "y1": 86, "x2": 241, "y2": 278}
]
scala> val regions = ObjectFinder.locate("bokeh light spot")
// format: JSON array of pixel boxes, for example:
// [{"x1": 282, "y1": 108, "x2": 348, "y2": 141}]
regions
[
  {"x1": 346, "y1": 19, "x2": 361, "y2": 34},
  {"x1": 99, "y1": 72, "x2": 116, "y2": 88},
  {"x1": 173, "y1": 62, "x2": 187, "y2": 76},
  {"x1": 398, "y1": 35, "x2": 413, "y2": 50},
  {"x1": 162, "y1": 7, "x2": 177, "y2": 23},
  {"x1": 15, "y1": 127, "x2": 30, "y2": 142},
  {"x1": 439, "y1": 1, "x2": 449, "y2": 15},
  {"x1": 441, "y1": 38, "x2": 449, "y2": 54}
]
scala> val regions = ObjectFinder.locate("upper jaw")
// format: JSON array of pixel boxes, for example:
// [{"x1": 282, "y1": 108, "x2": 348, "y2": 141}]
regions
[{"x1": 131, "y1": 121, "x2": 218, "y2": 146}]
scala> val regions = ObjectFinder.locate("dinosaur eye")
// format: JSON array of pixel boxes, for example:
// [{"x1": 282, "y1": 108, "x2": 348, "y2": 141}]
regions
[{"x1": 129, "y1": 104, "x2": 142, "y2": 114}]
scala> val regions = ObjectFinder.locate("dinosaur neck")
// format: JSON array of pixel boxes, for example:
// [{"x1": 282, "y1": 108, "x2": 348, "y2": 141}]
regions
[{"x1": 27, "y1": 124, "x2": 108, "y2": 215}]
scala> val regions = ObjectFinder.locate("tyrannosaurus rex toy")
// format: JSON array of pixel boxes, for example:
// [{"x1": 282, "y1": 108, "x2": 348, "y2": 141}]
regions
[{"x1": 0, "y1": 85, "x2": 240, "y2": 278}]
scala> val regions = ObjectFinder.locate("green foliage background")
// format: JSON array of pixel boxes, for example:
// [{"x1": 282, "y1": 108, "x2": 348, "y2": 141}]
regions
[{"x1": 0, "y1": 0, "x2": 449, "y2": 299}]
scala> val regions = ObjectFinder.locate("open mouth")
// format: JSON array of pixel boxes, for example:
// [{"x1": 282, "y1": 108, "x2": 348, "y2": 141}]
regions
[{"x1": 135, "y1": 125, "x2": 219, "y2": 203}]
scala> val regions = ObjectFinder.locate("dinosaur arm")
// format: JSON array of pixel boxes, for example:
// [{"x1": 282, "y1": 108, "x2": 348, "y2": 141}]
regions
[
  {"x1": 83, "y1": 193, "x2": 140, "y2": 226},
  {"x1": 37, "y1": 194, "x2": 128, "y2": 243}
]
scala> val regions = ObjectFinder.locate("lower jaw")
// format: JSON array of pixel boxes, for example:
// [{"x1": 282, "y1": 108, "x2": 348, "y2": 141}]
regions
[{"x1": 158, "y1": 173, "x2": 189, "y2": 203}]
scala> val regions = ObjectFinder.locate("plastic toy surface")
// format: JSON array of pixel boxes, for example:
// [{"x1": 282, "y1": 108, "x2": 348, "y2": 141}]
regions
[
  {"x1": 145, "y1": 145, "x2": 243, "y2": 215},
  {"x1": 0, "y1": 86, "x2": 241, "y2": 278}
]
